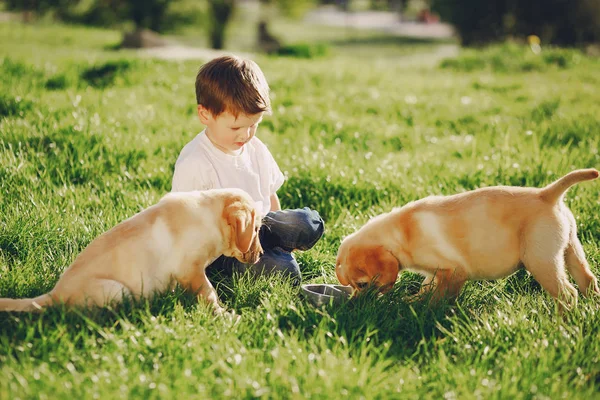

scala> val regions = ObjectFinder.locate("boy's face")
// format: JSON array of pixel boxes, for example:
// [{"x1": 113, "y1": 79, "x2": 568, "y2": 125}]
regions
[{"x1": 198, "y1": 106, "x2": 263, "y2": 154}]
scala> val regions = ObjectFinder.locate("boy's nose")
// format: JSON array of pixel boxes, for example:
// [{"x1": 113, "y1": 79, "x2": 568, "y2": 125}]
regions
[{"x1": 238, "y1": 128, "x2": 252, "y2": 140}]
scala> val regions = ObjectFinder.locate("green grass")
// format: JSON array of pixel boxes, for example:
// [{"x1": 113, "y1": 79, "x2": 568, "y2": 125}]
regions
[{"x1": 1, "y1": 19, "x2": 600, "y2": 400}]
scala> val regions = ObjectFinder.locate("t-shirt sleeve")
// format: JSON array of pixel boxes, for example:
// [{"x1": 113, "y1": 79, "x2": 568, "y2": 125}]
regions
[{"x1": 171, "y1": 157, "x2": 218, "y2": 192}]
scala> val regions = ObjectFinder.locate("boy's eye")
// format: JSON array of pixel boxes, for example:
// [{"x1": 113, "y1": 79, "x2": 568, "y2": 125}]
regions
[{"x1": 232, "y1": 124, "x2": 258, "y2": 131}]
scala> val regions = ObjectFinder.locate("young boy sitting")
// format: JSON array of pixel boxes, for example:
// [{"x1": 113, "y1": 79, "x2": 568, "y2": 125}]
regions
[{"x1": 171, "y1": 55, "x2": 324, "y2": 285}]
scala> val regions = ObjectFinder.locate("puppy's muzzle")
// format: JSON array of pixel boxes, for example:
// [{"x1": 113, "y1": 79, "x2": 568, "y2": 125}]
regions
[
  {"x1": 239, "y1": 238, "x2": 263, "y2": 264},
  {"x1": 354, "y1": 278, "x2": 393, "y2": 293},
  {"x1": 244, "y1": 248, "x2": 263, "y2": 265}
]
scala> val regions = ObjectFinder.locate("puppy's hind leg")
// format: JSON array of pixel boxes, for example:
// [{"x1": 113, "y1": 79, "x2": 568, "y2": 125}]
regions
[
  {"x1": 0, "y1": 294, "x2": 54, "y2": 312},
  {"x1": 59, "y1": 278, "x2": 131, "y2": 308},
  {"x1": 565, "y1": 235, "x2": 600, "y2": 297},
  {"x1": 179, "y1": 268, "x2": 226, "y2": 315},
  {"x1": 522, "y1": 223, "x2": 578, "y2": 310},
  {"x1": 525, "y1": 258, "x2": 578, "y2": 310},
  {"x1": 406, "y1": 274, "x2": 435, "y2": 302}
]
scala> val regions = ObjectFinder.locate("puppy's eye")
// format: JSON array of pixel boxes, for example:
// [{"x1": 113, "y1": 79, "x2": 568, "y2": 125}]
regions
[{"x1": 356, "y1": 282, "x2": 368, "y2": 290}]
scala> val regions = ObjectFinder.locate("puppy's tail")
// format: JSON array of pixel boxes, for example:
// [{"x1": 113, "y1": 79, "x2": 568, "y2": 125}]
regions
[
  {"x1": 0, "y1": 293, "x2": 53, "y2": 312},
  {"x1": 539, "y1": 168, "x2": 599, "y2": 204}
]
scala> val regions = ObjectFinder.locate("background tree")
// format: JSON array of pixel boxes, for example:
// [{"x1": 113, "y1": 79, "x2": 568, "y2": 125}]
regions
[
  {"x1": 4, "y1": 0, "x2": 77, "y2": 22},
  {"x1": 431, "y1": 0, "x2": 600, "y2": 46},
  {"x1": 369, "y1": 0, "x2": 408, "y2": 12},
  {"x1": 79, "y1": 0, "x2": 179, "y2": 48},
  {"x1": 257, "y1": 0, "x2": 316, "y2": 53},
  {"x1": 127, "y1": 0, "x2": 171, "y2": 32},
  {"x1": 207, "y1": 0, "x2": 236, "y2": 50},
  {"x1": 4, "y1": 0, "x2": 205, "y2": 47}
]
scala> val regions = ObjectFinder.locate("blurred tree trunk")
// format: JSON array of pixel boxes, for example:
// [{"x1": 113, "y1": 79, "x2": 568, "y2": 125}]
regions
[
  {"x1": 387, "y1": 0, "x2": 408, "y2": 21},
  {"x1": 256, "y1": 0, "x2": 316, "y2": 53},
  {"x1": 257, "y1": 0, "x2": 281, "y2": 53},
  {"x1": 389, "y1": 0, "x2": 407, "y2": 12},
  {"x1": 208, "y1": 0, "x2": 236, "y2": 49},
  {"x1": 120, "y1": 0, "x2": 172, "y2": 48},
  {"x1": 124, "y1": 0, "x2": 171, "y2": 31}
]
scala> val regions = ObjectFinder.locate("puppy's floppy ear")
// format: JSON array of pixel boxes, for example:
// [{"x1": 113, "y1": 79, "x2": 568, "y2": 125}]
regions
[
  {"x1": 364, "y1": 246, "x2": 400, "y2": 288},
  {"x1": 335, "y1": 259, "x2": 349, "y2": 286},
  {"x1": 226, "y1": 201, "x2": 256, "y2": 254}
]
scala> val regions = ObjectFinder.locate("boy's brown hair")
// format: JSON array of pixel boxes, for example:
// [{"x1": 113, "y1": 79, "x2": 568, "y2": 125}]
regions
[{"x1": 195, "y1": 55, "x2": 271, "y2": 117}]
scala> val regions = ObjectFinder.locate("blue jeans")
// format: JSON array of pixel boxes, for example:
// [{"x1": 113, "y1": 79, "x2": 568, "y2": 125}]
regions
[{"x1": 207, "y1": 207, "x2": 324, "y2": 286}]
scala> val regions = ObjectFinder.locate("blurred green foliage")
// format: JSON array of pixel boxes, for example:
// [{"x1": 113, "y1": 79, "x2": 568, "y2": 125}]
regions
[
  {"x1": 276, "y1": 42, "x2": 330, "y2": 58},
  {"x1": 431, "y1": 0, "x2": 600, "y2": 46},
  {"x1": 260, "y1": 0, "x2": 317, "y2": 19},
  {"x1": 440, "y1": 43, "x2": 586, "y2": 72},
  {"x1": 4, "y1": 0, "x2": 206, "y2": 33}
]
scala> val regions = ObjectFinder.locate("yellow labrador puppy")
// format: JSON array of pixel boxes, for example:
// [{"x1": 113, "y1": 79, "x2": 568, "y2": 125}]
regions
[
  {"x1": 336, "y1": 169, "x2": 600, "y2": 308},
  {"x1": 0, "y1": 188, "x2": 262, "y2": 313}
]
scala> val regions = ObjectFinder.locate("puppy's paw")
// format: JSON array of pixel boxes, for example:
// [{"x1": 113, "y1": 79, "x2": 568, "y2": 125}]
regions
[
  {"x1": 213, "y1": 307, "x2": 241, "y2": 323},
  {"x1": 213, "y1": 305, "x2": 227, "y2": 316},
  {"x1": 226, "y1": 310, "x2": 242, "y2": 325}
]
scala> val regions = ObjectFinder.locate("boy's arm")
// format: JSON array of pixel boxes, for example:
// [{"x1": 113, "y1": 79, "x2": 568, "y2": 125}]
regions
[
  {"x1": 255, "y1": 137, "x2": 284, "y2": 212},
  {"x1": 270, "y1": 193, "x2": 281, "y2": 211}
]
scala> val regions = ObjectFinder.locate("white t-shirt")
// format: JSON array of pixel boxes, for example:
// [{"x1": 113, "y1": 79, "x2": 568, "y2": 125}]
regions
[{"x1": 171, "y1": 130, "x2": 285, "y2": 216}]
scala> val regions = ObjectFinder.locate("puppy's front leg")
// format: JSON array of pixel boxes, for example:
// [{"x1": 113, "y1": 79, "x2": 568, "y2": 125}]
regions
[
  {"x1": 424, "y1": 268, "x2": 467, "y2": 304},
  {"x1": 406, "y1": 275, "x2": 435, "y2": 302},
  {"x1": 179, "y1": 268, "x2": 226, "y2": 315},
  {"x1": 418, "y1": 275, "x2": 435, "y2": 295},
  {"x1": 187, "y1": 273, "x2": 241, "y2": 322},
  {"x1": 196, "y1": 274, "x2": 226, "y2": 314}
]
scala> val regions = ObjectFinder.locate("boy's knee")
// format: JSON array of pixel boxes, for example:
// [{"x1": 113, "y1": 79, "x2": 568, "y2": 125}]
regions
[
  {"x1": 260, "y1": 208, "x2": 325, "y2": 252},
  {"x1": 295, "y1": 207, "x2": 324, "y2": 251}
]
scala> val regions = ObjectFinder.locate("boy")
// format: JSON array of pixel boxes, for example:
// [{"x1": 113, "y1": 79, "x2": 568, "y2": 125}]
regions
[{"x1": 171, "y1": 55, "x2": 324, "y2": 285}]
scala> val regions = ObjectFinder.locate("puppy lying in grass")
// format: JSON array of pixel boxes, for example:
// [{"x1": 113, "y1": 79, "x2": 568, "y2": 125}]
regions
[
  {"x1": 0, "y1": 188, "x2": 262, "y2": 314},
  {"x1": 336, "y1": 169, "x2": 599, "y2": 308}
]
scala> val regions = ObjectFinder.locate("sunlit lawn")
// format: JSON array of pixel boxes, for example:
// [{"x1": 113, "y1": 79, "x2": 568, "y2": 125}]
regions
[{"x1": 1, "y1": 15, "x2": 600, "y2": 400}]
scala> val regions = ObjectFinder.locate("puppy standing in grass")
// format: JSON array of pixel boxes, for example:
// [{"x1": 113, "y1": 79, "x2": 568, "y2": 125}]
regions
[
  {"x1": 336, "y1": 169, "x2": 600, "y2": 308},
  {"x1": 0, "y1": 188, "x2": 262, "y2": 313}
]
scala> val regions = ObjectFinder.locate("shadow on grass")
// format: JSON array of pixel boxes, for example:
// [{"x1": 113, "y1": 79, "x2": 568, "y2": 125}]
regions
[
  {"x1": 209, "y1": 271, "x2": 459, "y2": 362},
  {"x1": 287, "y1": 279, "x2": 457, "y2": 361},
  {"x1": 81, "y1": 60, "x2": 132, "y2": 88},
  {"x1": 0, "y1": 269, "x2": 534, "y2": 365},
  {"x1": 2, "y1": 126, "x2": 147, "y2": 187},
  {"x1": 0, "y1": 94, "x2": 34, "y2": 119},
  {"x1": 0, "y1": 287, "x2": 203, "y2": 350}
]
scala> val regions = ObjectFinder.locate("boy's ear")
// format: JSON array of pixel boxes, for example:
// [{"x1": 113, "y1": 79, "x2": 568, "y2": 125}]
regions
[{"x1": 197, "y1": 105, "x2": 212, "y2": 125}]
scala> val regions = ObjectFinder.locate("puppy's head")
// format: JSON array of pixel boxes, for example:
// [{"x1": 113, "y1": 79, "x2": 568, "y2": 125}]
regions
[
  {"x1": 222, "y1": 192, "x2": 263, "y2": 264},
  {"x1": 335, "y1": 239, "x2": 399, "y2": 293}
]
